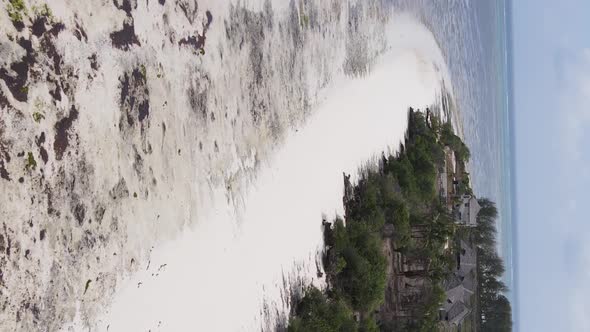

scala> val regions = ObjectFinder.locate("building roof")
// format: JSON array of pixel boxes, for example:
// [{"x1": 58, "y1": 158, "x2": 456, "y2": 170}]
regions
[
  {"x1": 439, "y1": 169, "x2": 448, "y2": 198},
  {"x1": 459, "y1": 240, "x2": 476, "y2": 267},
  {"x1": 468, "y1": 197, "x2": 481, "y2": 226},
  {"x1": 440, "y1": 240, "x2": 478, "y2": 326},
  {"x1": 447, "y1": 302, "x2": 470, "y2": 326},
  {"x1": 442, "y1": 273, "x2": 463, "y2": 291},
  {"x1": 456, "y1": 195, "x2": 480, "y2": 227},
  {"x1": 458, "y1": 240, "x2": 477, "y2": 291},
  {"x1": 442, "y1": 285, "x2": 473, "y2": 325},
  {"x1": 460, "y1": 269, "x2": 476, "y2": 295},
  {"x1": 450, "y1": 284, "x2": 473, "y2": 304}
]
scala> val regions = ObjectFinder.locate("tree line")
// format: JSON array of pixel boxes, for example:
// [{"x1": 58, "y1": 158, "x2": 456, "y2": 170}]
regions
[{"x1": 474, "y1": 199, "x2": 513, "y2": 331}]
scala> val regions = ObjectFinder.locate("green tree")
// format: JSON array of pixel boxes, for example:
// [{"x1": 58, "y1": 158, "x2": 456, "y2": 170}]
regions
[
  {"x1": 289, "y1": 287, "x2": 357, "y2": 332},
  {"x1": 481, "y1": 295, "x2": 512, "y2": 332},
  {"x1": 440, "y1": 122, "x2": 471, "y2": 162}
]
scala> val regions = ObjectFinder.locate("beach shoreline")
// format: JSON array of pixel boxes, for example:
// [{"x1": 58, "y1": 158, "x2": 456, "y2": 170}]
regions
[
  {"x1": 0, "y1": 1, "x2": 454, "y2": 330},
  {"x1": 95, "y1": 13, "x2": 451, "y2": 332}
]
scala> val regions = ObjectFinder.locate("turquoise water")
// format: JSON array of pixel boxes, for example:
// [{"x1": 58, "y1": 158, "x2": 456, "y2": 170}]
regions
[{"x1": 391, "y1": 0, "x2": 516, "y2": 324}]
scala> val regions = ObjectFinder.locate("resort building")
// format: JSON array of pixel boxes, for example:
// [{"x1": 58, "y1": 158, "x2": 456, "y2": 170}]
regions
[{"x1": 454, "y1": 194, "x2": 481, "y2": 227}]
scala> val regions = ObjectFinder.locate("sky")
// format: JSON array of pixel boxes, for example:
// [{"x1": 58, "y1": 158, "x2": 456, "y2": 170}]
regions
[{"x1": 513, "y1": 1, "x2": 590, "y2": 331}]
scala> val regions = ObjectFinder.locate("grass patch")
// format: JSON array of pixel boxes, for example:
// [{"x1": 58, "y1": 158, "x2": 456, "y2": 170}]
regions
[
  {"x1": 25, "y1": 152, "x2": 37, "y2": 170},
  {"x1": 32, "y1": 3, "x2": 52, "y2": 19},
  {"x1": 302, "y1": 15, "x2": 309, "y2": 27},
  {"x1": 7, "y1": 0, "x2": 27, "y2": 24},
  {"x1": 140, "y1": 64, "x2": 147, "y2": 80},
  {"x1": 32, "y1": 112, "x2": 44, "y2": 123}
]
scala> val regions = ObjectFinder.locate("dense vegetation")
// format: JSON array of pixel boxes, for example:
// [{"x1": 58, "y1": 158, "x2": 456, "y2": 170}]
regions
[
  {"x1": 475, "y1": 199, "x2": 513, "y2": 331},
  {"x1": 288, "y1": 287, "x2": 357, "y2": 332},
  {"x1": 288, "y1": 109, "x2": 511, "y2": 331}
]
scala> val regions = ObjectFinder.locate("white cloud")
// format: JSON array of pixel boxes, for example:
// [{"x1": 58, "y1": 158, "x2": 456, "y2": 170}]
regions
[
  {"x1": 569, "y1": 238, "x2": 590, "y2": 331},
  {"x1": 557, "y1": 48, "x2": 590, "y2": 331},
  {"x1": 560, "y1": 49, "x2": 590, "y2": 162},
  {"x1": 571, "y1": 291, "x2": 590, "y2": 332}
]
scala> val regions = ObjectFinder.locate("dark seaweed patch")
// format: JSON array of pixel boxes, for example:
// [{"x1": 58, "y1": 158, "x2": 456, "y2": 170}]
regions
[
  {"x1": 39, "y1": 146, "x2": 48, "y2": 164},
  {"x1": 30, "y1": 304, "x2": 40, "y2": 321},
  {"x1": 178, "y1": 0, "x2": 198, "y2": 24},
  {"x1": 111, "y1": 0, "x2": 139, "y2": 50},
  {"x1": 40, "y1": 35, "x2": 62, "y2": 75},
  {"x1": 88, "y1": 54, "x2": 98, "y2": 71},
  {"x1": 206, "y1": 10, "x2": 213, "y2": 27},
  {"x1": 131, "y1": 67, "x2": 145, "y2": 84},
  {"x1": 0, "y1": 61, "x2": 30, "y2": 102},
  {"x1": 178, "y1": 10, "x2": 213, "y2": 53},
  {"x1": 187, "y1": 74, "x2": 209, "y2": 119},
  {"x1": 13, "y1": 20, "x2": 25, "y2": 32},
  {"x1": 0, "y1": 123, "x2": 11, "y2": 181},
  {"x1": 138, "y1": 100, "x2": 149, "y2": 121},
  {"x1": 225, "y1": 5, "x2": 278, "y2": 124},
  {"x1": 73, "y1": 22, "x2": 88, "y2": 42},
  {"x1": 53, "y1": 106, "x2": 79, "y2": 160},
  {"x1": 73, "y1": 203, "x2": 86, "y2": 225},
  {"x1": 118, "y1": 67, "x2": 150, "y2": 130},
  {"x1": 0, "y1": 148, "x2": 9, "y2": 181},
  {"x1": 110, "y1": 21, "x2": 141, "y2": 51},
  {"x1": 3, "y1": 223, "x2": 11, "y2": 257},
  {"x1": 179, "y1": 35, "x2": 206, "y2": 52},
  {"x1": 36, "y1": 132, "x2": 48, "y2": 164},
  {"x1": 94, "y1": 205, "x2": 106, "y2": 224},
  {"x1": 133, "y1": 148, "x2": 143, "y2": 175},
  {"x1": 48, "y1": 78, "x2": 62, "y2": 101},
  {"x1": 48, "y1": 22, "x2": 65, "y2": 36},
  {"x1": 0, "y1": 162, "x2": 9, "y2": 181},
  {"x1": 0, "y1": 37, "x2": 36, "y2": 102},
  {"x1": 31, "y1": 16, "x2": 48, "y2": 37},
  {"x1": 119, "y1": 73, "x2": 130, "y2": 107},
  {"x1": 18, "y1": 37, "x2": 34, "y2": 55},
  {"x1": 0, "y1": 89, "x2": 8, "y2": 109},
  {"x1": 78, "y1": 230, "x2": 97, "y2": 251},
  {"x1": 35, "y1": 132, "x2": 46, "y2": 146},
  {"x1": 110, "y1": 177, "x2": 129, "y2": 200},
  {"x1": 113, "y1": 0, "x2": 136, "y2": 16}
]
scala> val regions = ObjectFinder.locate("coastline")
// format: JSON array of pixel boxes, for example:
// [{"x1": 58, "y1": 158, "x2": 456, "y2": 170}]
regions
[
  {"x1": 0, "y1": 1, "x2": 482, "y2": 331},
  {"x1": 96, "y1": 15, "x2": 450, "y2": 332}
]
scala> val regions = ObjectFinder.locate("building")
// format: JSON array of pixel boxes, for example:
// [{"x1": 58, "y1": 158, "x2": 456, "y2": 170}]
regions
[
  {"x1": 438, "y1": 165, "x2": 448, "y2": 202},
  {"x1": 440, "y1": 284, "x2": 472, "y2": 324},
  {"x1": 454, "y1": 194, "x2": 481, "y2": 227},
  {"x1": 440, "y1": 241, "x2": 477, "y2": 327},
  {"x1": 444, "y1": 146, "x2": 457, "y2": 174}
]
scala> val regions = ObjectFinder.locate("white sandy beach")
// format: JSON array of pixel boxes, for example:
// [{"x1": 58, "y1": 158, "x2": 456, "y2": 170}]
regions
[
  {"x1": 93, "y1": 15, "x2": 451, "y2": 332},
  {"x1": 0, "y1": 1, "x2": 452, "y2": 331}
]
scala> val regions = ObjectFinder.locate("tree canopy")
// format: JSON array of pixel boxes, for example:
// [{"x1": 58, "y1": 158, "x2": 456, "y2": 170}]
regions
[{"x1": 475, "y1": 199, "x2": 513, "y2": 331}]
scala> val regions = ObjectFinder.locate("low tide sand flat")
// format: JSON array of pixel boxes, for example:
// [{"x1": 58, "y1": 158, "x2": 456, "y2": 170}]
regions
[{"x1": 0, "y1": 1, "x2": 452, "y2": 331}]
